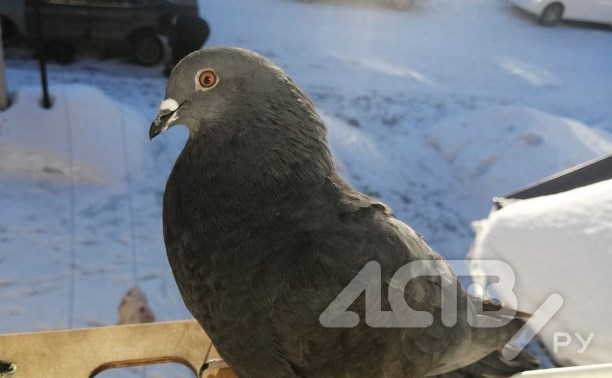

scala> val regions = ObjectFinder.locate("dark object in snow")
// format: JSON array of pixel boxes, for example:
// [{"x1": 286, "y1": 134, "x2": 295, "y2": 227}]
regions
[
  {"x1": 495, "y1": 154, "x2": 612, "y2": 209},
  {"x1": 169, "y1": 15, "x2": 210, "y2": 66},
  {"x1": 150, "y1": 47, "x2": 538, "y2": 378},
  {"x1": 31, "y1": 0, "x2": 51, "y2": 109}
]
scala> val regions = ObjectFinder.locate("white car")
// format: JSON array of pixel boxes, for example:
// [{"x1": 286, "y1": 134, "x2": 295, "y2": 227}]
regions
[{"x1": 510, "y1": 0, "x2": 612, "y2": 26}]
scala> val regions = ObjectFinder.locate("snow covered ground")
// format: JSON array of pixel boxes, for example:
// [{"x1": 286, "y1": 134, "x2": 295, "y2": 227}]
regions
[{"x1": 1, "y1": 0, "x2": 611, "y2": 374}]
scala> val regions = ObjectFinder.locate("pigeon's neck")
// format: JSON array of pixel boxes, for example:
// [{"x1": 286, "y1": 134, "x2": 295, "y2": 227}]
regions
[
  {"x1": 170, "y1": 92, "x2": 338, "y2": 216},
  {"x1": 177, "y1": 130, "x2": 336, "y2": 201}
]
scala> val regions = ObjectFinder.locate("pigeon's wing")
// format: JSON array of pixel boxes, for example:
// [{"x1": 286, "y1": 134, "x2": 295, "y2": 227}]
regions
[
  {"x1": 272, "y1": 187, "x2": 531, "y2": 377},
  {"x1": 340, "y1": 201, "x2": 471, "y2": 375},
  {"x1": 264, "y1": 188, "x2": 467, "y2": 377},
  {"x1": 346, "y1": 197, "x2": 538, "y2": 376}
]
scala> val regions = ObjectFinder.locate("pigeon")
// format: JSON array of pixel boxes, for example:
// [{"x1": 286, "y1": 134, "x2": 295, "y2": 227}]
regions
[{"x1": 150, "y1": 47, "x2": 538, "y2": 378}]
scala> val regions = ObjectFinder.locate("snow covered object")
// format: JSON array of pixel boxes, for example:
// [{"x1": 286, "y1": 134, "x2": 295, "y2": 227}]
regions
[{"x1": 469, "y1": 178, "x2": 612, "y2": 366}]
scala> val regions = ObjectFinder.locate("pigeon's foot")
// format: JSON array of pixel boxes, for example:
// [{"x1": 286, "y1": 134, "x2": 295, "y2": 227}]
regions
[{"x1": 199, "y1": 359, "x2": 236, "y2": 378}]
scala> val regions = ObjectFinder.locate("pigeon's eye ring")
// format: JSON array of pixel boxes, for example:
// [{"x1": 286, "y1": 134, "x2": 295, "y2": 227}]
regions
[{"x1": 197, "y1": 69, "x2": 218, "y2": 90}]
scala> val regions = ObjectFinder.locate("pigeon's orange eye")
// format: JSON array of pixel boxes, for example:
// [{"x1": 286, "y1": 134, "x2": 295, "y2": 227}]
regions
[{"x1": 198, "y1": 69, "x2": 218, "y2": 89}]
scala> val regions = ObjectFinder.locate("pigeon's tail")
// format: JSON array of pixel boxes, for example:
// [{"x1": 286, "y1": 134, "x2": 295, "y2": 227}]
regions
[
  {"x1": 431, "y1": 298, "x2": 539, "y2": 377},
  {"x1": 433, "y1": 347, "x2": 539, "y2": 378},
  {"x1": 452, "y1": 300, "x2": 540, "y2": 377},
  {"x1": 482, "y1": 300, "x2": 533, "y2": 320},
  {"x1": 467, "y1": 298, "x2": 534, "y2": 352}
]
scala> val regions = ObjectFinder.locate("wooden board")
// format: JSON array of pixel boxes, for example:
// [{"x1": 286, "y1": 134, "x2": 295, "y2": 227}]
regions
[
  {"x1": 3, "y1": 320, "x2": 611, "y2": 377},
  {"x1": 0, "y1": 320, "x2": 237, "y2": 378}
]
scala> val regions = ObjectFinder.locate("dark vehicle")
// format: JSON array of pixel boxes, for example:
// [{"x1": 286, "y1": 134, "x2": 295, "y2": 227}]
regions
[{"x1": 1, "y1": 0, "x2": 202, "y2": 65}]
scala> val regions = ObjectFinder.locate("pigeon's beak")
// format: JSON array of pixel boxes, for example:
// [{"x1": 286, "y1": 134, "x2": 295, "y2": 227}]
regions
[{"x1": 150, "y1": 99, "x2": 180, "y2": 140}]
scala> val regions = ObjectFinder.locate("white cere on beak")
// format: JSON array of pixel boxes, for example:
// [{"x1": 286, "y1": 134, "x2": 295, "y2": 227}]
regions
[{"x1": 159, "y1": 98, "x2": 179, "y2": 112}]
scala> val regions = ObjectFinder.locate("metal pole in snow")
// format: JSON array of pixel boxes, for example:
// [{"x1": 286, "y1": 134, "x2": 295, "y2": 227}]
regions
[
  {"x1": 33, "y1": 0, "x2": 51, "y2": 109},
  {"x1": 0, "y1": 18, "x2": 9, "y2": 111}
]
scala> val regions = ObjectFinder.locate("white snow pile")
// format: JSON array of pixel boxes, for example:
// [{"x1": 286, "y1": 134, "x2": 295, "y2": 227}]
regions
[
  {"x1": 469, "y1": 179, "x2": 612, "y2": 366},
  {"x1": 0, "y1": 84, "x2": 148, "y2": 184},
  {"x1": 324, "y1": 113, "x2": 391, "y2": 180},
  {"x1": 427, "y1": 106, "x2": 612, "y2": 218}
]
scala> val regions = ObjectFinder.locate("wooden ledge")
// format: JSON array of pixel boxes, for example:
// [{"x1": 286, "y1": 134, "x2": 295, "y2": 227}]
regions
[{"x1": 0, "y1": 320, "x2": 236, "y2": 377}]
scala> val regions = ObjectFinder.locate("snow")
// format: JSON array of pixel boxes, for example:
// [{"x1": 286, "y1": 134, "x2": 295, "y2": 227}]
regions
[
  {"x1": 1, "y1": 0, "x2": 611, "y2": 373},
  {"x1": 427, "y1": 105, "x2": 612, "y2": 220},
  {"x1": 0, "y1": 85, "x2": 188, "y2": 334},
  {"x1": 0, "y1": 85, "x2": 147, "y2": 184},
  {"x1": 469, "y1": 179, "x2": 612, "y2": 366}
]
